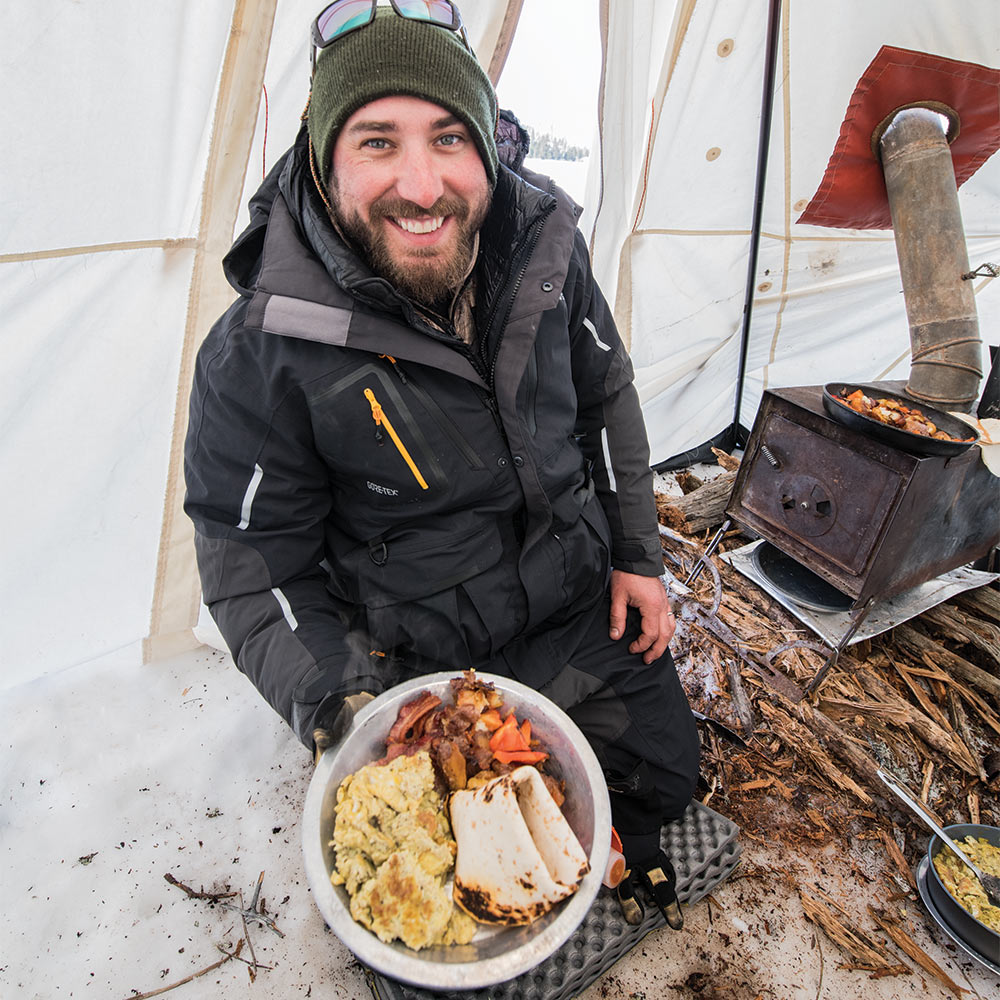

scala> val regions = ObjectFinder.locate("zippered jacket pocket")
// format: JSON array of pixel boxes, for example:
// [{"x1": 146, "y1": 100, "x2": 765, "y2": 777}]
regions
[
  {"x1": 307, "y1": 363, "x2": 448, "y2": 501},
  {"x1": 363, "y1": 387, "x2": 428, "y2": 490}
]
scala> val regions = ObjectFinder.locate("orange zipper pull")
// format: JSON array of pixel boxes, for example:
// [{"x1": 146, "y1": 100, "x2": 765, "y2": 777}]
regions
[
  {"x1": 365, "y1": 389, "x2": 385, "y2": 443},
  {"x1": 363, "y1": 387, "x2": 429, "y2": 490}
]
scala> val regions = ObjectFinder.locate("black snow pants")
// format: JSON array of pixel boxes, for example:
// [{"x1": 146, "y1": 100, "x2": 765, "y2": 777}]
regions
[{"x1": 530, "y1": 597, "x2": 700, "y2": 865}]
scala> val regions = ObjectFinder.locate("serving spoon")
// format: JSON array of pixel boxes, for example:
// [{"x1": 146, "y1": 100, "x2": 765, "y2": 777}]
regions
[{"x1": 878, "y1": 768, "x2": 1000, "y2": 907}]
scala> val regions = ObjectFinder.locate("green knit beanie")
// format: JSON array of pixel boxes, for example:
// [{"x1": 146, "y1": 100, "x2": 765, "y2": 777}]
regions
[{"x1": 308, "y1": 8, "x2": 499, "y2": 189}]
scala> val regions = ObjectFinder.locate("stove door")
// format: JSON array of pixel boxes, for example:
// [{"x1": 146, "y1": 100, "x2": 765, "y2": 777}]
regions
[{"x1": 740, "y1": 415, "x2": 904, "y2": 575}]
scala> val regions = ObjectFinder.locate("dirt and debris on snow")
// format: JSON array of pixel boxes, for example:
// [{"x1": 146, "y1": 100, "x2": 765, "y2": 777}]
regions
[
  {"x1": 3, "y1": 455, "x2": 997, "y2": 999},
  {"x1": 592, "y1": 454, "x2": 1000, "y2": 999}
]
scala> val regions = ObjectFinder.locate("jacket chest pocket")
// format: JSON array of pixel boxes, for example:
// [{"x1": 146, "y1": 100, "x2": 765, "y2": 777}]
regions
[{"x1": 309, "y1": 364, "x2": 446, "y2": 501}]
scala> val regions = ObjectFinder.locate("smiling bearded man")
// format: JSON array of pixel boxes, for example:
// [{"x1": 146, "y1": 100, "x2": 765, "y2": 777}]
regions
[
  {"x1": 327, "y1": 98, "x2": 492, "y2": 312},
  {"x1": 308, "y1": 5, "x2": 497, "y2": 324},
  {"x1": 185, "y1": 0, "x2": 699, "y2": 933},
  {"x1": 331, "y1": 185, "x2": 486, "y2": 308}
]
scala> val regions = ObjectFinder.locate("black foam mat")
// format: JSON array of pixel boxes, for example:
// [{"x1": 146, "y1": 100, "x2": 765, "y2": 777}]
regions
[{"x1": 365, "y1": 801, "x2": 741, "y2": 1000}]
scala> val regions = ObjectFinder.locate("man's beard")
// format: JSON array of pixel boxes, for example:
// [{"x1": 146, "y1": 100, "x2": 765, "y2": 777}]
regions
[{"x1": 330, "y1": 187, "x2": 491, "y2": 312}]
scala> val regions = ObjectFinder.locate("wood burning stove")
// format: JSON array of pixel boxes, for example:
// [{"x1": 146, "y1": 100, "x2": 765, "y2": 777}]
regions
[{"x1": 726, "y1": 383, "x2": 999, "y2": 609}]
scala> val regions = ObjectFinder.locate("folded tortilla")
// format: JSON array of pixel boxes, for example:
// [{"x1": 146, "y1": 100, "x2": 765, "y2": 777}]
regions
[{"x1": 449, "y1": 766, "x2": 590, "y2": 925}]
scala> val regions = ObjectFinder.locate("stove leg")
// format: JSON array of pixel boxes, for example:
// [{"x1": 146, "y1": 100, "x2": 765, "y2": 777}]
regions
[
  {"x1": 683, "y1": 518, "x2": 733, "y2": 588},
  {"x1": 803, "y1": 597, "x2": 876, "y2": 698}
]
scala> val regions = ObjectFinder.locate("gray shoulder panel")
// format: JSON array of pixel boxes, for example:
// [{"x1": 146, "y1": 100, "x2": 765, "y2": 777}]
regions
[{"x1": 262, "y1": 294, "x2": 352, "y2": 346}]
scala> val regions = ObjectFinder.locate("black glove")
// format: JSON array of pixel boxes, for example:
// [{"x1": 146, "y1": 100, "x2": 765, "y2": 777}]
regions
[{"x1": 312, "y1": 691, "x2": 375, "y2": 765}]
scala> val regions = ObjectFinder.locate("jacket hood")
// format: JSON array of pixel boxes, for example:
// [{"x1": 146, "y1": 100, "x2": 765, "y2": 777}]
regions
[
  {"x1": 226, "y1": 125, "x2": 576, "y2": 291},
  {"x1": 223, "y1": 123, "x2": 582, "y2": 363}
]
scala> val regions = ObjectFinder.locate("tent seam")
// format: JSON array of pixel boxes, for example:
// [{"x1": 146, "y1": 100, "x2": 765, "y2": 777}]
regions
[
  {"x1": 628, "y1": 227, "x2": 896, "y2": 241},
  {"x1": 762, "y1": 0, "x2": 794, "y2": 382},
  {"x1": 485, "y1": 0, "x2": 524, "y2": 85},
  {"x1": 587, "y1": 0, "x2": 610, "y2": 257},
  {"x1": 0, "y1": 239, "x2": 197, "y2": 263}
]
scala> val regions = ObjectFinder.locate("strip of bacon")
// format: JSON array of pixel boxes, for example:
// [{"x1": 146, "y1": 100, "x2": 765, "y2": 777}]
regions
[{"x1": 386, "y1": 692, "x2": 442, "y2": 745}]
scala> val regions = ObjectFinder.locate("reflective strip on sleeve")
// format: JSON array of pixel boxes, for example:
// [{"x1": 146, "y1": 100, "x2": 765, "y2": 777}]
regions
[
  {"x1": 601, "y1": 428, "x2": 617, "y2": 492},
  {"x1": 271, "y1": 587, "x2": 299, "y2": 631},
  {"x1": 237, "y1": 464, "x2": 264, "y2": 530},
  {"x1": 583, "y1": 316, "x2": 611, "y2": 352}
]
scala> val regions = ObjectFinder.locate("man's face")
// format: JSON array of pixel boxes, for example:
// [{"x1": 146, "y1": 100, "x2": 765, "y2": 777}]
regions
[{"x1": 329, "y1": 95, "x2": 492, "y2": 309}]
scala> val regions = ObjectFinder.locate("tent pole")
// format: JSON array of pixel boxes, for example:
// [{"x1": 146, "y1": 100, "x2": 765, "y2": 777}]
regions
[
  {"x1": 484, "y1": 0, "x2": 525, "y2": 85},
  {"x1": 731, "y1": 0, "x2": 783, "y2": 446},
  {"x1": 145, "y1": 0, "x2": 278, "y2": 663}
]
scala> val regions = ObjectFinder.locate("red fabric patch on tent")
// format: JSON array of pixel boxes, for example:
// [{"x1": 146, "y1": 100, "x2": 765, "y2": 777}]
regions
[{"x1": 797, "y1": 45, "x2": 1000, "y2": 230}]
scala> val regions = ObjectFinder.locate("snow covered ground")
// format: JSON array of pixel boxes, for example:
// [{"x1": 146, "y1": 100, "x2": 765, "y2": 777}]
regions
[
  {"x1": 2, "y1": 645, "x2": 349, "y2": 999},
  {"x1": 5, "y1": 643, "x2": 997, "y2": 999}
]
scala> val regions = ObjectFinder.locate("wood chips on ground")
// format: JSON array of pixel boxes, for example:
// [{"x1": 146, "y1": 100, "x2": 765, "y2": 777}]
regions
[{"x1": 657, "y1": 459, "x2": 999, "y2": 987}]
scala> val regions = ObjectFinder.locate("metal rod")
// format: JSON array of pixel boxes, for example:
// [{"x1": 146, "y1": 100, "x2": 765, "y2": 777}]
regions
[
  {"x1": 683, "y1": 518, "x2": 732, "y2": 588},
  {"x1": 731, "y1": 0, "x2": 783, "y2": 446}
]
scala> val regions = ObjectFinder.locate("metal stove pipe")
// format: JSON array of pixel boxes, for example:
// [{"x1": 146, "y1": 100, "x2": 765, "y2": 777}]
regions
[{"x1": 877, "y1": 107, "x2": 983, "y2": 411}]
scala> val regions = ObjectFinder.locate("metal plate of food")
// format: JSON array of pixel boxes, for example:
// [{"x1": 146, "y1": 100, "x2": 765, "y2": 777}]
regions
[
  {"x1": 916, "y1": 855, "x2": 1000, "y2": 976},
  {"x1": 916, "y1": 857, "x2": 1000, "y2": 977},
  {"x1": 302, "y1": 672, "x2": 611, "y2": 990},
  {"x1": 924, "y1": 823, "x2": 1000, "y2": 965},
  {"x1": 822, "y1": 383, "x2": 979, "y2": 456}
]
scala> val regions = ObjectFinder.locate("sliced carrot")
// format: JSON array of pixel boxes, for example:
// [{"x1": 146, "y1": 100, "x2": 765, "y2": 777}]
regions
[
  {"x1": 492, "y1": 726, "x2": 529, "y2": 753},
  {"x1": 520, "y1": 719, "x2": 531, "y2": 745},
  {"x1": 479, "y1": 708, "x2": 502, "y2": 731},
  {"x1": 489, "y1": 713, "x2": 521, "y2": 752},
  {"x1": 493, "y1": 748, "x2": 549, "y2": 765}
]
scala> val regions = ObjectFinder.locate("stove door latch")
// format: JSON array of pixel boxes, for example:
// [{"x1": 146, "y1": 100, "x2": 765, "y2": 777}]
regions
[{"x1": 776, "y1": 474, "x2": 837, "y2": 537}]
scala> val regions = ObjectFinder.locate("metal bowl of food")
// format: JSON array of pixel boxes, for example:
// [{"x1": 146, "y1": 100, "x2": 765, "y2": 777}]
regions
[
  {"x1": 925, "y1": 823, "x2": 1000, "y2": 964},
  {"x1": 302, "y1": 672, "x2": 611, "y2": 990}
]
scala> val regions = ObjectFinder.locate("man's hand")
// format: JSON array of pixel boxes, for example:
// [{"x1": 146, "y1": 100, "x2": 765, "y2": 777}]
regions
[
  {"x1": 312, "y1": 691, "x2": 375, "y2": 765},
  {"x1": 609, "y1": 570, "x2": 675, "y2": 664}
]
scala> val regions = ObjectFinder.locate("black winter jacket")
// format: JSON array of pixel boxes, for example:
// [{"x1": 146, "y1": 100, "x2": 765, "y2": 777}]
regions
[{"x1": 184, "y1": 127, "x2": 661, "y2": 744}]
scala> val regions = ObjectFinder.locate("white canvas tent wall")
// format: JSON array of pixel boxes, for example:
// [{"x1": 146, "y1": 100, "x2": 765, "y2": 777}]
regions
[
  {"x1": 3, "y1": 0, "x2": 998, "y2": 693},
  {"x1": 2, "y1": 0, "x2": 522, "y2": 691},
  {"x1": 587, "y1": 0, "x2": 1000, "y2": 466}
]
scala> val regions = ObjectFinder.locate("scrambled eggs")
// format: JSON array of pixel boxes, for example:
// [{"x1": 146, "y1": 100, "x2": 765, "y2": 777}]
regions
[
  {"x1": 330, "y1": 751, "x2": 477, "y2": 949},
  {"x1": 933, "y1": 837, "x2": 1000, "y2": 933}
]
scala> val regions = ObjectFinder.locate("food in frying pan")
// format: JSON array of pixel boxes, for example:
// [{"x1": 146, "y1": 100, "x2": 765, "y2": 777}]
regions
[{"x1": 836, "y1": 388, "x2": 975, "y2": 443}]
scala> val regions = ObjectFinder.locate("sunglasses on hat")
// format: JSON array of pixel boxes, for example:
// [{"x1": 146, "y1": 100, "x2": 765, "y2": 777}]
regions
[{"x1": 311, "y1": 0, "x2": 471, "y2": 73}]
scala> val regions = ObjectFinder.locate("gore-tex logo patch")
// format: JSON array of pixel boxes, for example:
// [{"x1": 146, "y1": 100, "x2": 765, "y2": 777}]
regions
[{"x1": 367, "y1": 480, "x2": 399, "y2": 496}]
